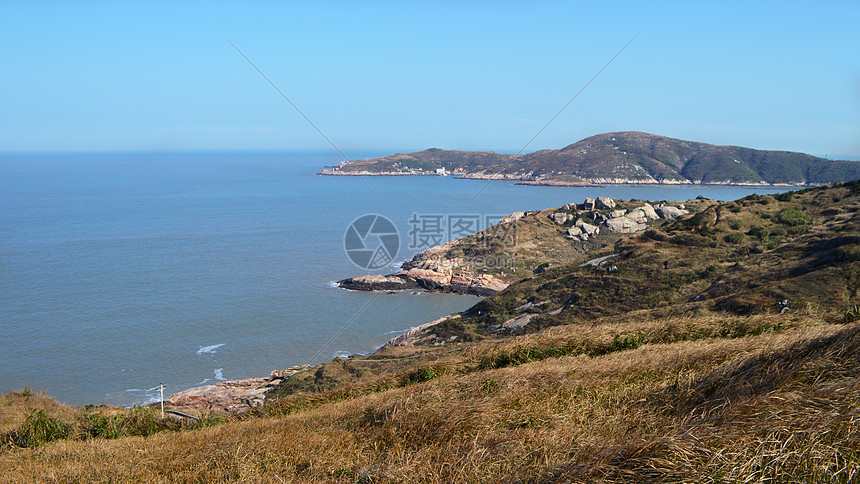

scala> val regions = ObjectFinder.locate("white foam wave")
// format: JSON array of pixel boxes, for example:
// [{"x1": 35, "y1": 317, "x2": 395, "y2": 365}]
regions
[
  {"x1": 213, "y1": 368, "x2": 225, "y2": 380},
  {"x1": 197, "y1": 343, "x2": 225, "y2": 355},
  {"x1": 327, "y1": 281, "x2": 340, "y2": 288},
  {"x1": 197, "y1": 378, "x2": 212, "y2": 385},
  {"x1": 333, "y1": 351, "x2": 350, "y2": 359},
  {"x1": 383, "y1": 328, "x2": 410, "y2": 335}
]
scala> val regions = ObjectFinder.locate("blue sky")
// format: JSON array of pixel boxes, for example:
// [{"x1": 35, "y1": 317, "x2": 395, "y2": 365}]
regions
[{"x1": 2, "y1": 1, "x2": 859, "y2": 158}]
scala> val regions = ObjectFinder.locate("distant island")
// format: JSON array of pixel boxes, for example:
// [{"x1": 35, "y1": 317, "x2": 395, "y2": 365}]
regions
[{"x1": 319, "y1": 131, "x2": 860, "y2": 186}]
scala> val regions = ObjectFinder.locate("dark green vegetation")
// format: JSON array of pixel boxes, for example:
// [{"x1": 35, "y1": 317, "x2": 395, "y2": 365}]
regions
[{"x1": 322, "y1": 131, "x2": 860, "y2": 185}]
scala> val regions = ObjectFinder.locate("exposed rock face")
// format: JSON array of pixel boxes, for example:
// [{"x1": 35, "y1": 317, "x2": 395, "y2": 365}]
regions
[
  {"x1": 581, "y1": 222, "x2": 600, "y2": 235},
  {"x1": 447, "y1": 273, "x2": 509, "y2": 296},
  {"x1": 385, "y1": 314, "x2": 460, "y2": 347},
  {"x1": 551, "y1": 212, "x2": 571, "y2": 225},
  {"x1": 596, "y1": 197, "x2": 617, "y2": 209},
  {"x1": 583, "y1": 198, "x2": 596, "y2": 210},
  {"x1": 655, "y1": 205, "x2": 688, "y2": 220},
  {"x1": 609, "y1": 209, "x2": 627, "y2": 218},
  {"x1": 604, "y1": 216, "x2": 647, "y2": 233},
  {"x1": 638, "y1": 203, "x2": 659, "y2": 220},
  {"x1": 627, "y1": 209, "x2": 648, "y2": 224},
  {"x1": 165, "y1": 365, "x2": 309, "y2": 413},
  {"x1": 489, "y1": 313, "x2": 535, "y2": 333},
  {"x1": 500, "y1": 211, "x2": 527, "y2": 224},
  {"x1": 404, "y1": 268, "x2": 451, "y2": 290},
  {"x1": 338, "y1": 274, "x2": 409, "y2": 291},
  {"x1": 339, "y1": 268, "x2": 507, "y2": 296}
]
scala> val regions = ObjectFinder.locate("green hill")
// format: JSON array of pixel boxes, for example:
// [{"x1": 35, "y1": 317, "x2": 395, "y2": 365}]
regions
[{"x1": 319, "y1": 131, "x2": 860, "y2": 186}]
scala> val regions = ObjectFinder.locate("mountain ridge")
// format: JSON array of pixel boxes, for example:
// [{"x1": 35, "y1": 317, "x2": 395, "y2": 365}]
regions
[{"x1": 319, "y1": 131, "x2": 860, "y2": 186}]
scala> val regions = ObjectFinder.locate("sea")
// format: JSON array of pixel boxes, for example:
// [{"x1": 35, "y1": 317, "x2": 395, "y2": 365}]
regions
[{"x1": 0, "y1": 150, "x2": 789, "y2": 406}]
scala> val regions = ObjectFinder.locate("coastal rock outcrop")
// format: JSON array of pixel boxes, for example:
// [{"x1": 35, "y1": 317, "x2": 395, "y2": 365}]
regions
[
  {"x1": 604, "y1": 215, "x2": 647, "y2": 233},
  {"x1": 596, "y1": 197, "x2": 617, "y2": 210},
  {"x1": 338, "y1": 268, "x2": 508, "y2": 296},
  {"x1": 385, "y1": 314, "x2": 460, "y2": 347},
  {"x1": 165, "y1": 365, "x2": 309, "y2": 413},
  {"x1": 551, "y1": 212, "x2": 571, "y2": 225}
]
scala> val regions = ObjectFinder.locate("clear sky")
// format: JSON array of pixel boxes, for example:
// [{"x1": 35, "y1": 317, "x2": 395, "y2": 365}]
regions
[{"x1": 2, "y1": 1, "x2": 859, "y2": 158}]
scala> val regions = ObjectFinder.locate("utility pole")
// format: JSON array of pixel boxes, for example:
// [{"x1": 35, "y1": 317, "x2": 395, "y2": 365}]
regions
[{"x1": 159, "y1": 383, "x2": 165, "y2": 419}]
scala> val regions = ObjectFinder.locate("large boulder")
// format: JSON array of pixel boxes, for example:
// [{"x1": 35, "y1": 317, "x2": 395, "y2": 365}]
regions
[
  {"x1": 567, "y1": 226, "x2": 583, "y2": 237},
  {"x1": 596, "y1": 197, "x2": 616, "y2": 209},
  {"x1": 656, "y1": 205, "x2": 688, "y2": 221},
  {"x1": 491, "y1": 313, "x2": 535, "y2": 333},
  {"x1": 500, "y1": 211, "x2": 527, "y2": 224},
  {"x1": 581, "y1": 222, "x2": 600, "y2": 235},
  {"x1": 551, "y1": 212, "x2": 570, "y2": 225},
  {"x1": 604, "y1": 216, "x2": 647, "y2": 233},
  {"x1": 609, "y1": 209, "x2": 627, "y2": 218},
  {"x1": 583, "y1": 198, "x2": 596, "y2": 210},
  {"x1": 627, "y1": 209, "x2": 648, "y2": 224},
  {"x1": 638, "y1": 203, "x2": 660, "y2": 220}
]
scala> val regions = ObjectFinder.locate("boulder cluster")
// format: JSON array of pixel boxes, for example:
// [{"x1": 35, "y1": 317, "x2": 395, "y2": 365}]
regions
[{"x1": 549, "y1": 197, "x2": 688, "y2": 240}]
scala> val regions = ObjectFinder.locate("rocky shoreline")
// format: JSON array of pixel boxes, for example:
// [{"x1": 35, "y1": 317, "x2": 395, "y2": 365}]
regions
[
  {"x1": 338, "y1": 239, "x2": 510, "y2": 296},
  {"x1": 318, "y1": 169, "x2": 808, "y2": 188},
  {"x1": 163, "y1": 195, "x2": 695, "y2": 413},
  {"x1": 338, "y1": 269, "x2": 507, "y2": 296},
  {"x1": 162, "y1": 366, "x2": 309, "y2": 413}
]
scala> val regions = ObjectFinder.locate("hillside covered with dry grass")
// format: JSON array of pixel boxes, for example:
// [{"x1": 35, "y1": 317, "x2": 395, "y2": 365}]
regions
[{"x1": 2, "y1": 181, "x2": 859, "y2": 483}]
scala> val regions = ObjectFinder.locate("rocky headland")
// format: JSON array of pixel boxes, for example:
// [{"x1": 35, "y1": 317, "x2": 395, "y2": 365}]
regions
[
  {"x1": 338, "y1": 195, "x2": 688, "y2": 297},
  {"x1": 317, "y1": 131, "x2": 860, "y2": 186}
]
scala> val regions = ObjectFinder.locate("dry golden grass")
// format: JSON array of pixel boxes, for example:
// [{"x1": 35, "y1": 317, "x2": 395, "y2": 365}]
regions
[
  {"x1": 0, "y1": 389, "x2": 78, "y2": 435},
  {"x1": 2, "y1": 316, "x2": 858, "y2": 483}
]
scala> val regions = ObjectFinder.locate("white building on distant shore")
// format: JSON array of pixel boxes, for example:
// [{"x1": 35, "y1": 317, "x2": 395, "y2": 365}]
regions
[{"x1": 435, "y1": 167, "x2": 449, "y2": 176}]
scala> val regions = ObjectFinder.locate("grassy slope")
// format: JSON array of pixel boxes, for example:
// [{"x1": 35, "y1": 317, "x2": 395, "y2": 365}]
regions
[{"x1": 2, "y1": 182, "x2": 859, "y2": 482}]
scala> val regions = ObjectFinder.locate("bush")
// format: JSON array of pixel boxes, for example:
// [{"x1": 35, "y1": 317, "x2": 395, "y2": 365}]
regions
[
  {"x1": 725, "y1": 232, "x2": 746, "y2": 244},
  {"x1": 776, "y1": 208, "x2": 812, "y2": 226},
  {"x1": 3, "y1": 410, "x2": 72, "y2": 448},
  {"x1": 747, "y1": 227, "x2": 769, "y2": 238}
]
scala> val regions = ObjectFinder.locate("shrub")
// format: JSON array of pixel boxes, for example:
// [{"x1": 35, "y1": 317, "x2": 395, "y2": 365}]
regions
[
  {"x1": 776, "y1": 208, "x2": 812, "y2": 226},
  {"x1": 3, "y1": 410, "x2": 72, "y2": 448},
  {"x1": 725, "y1": 232, "x2": 746, "y2": 244},
  {"x1": 747, "y1": 227, "x2": 769, "y2": 238}
]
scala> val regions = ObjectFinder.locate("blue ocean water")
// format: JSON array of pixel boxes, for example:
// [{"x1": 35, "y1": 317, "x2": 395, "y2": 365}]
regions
[{"x1": 0, "y1": 151, "x2": 787, "y2": 406}]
